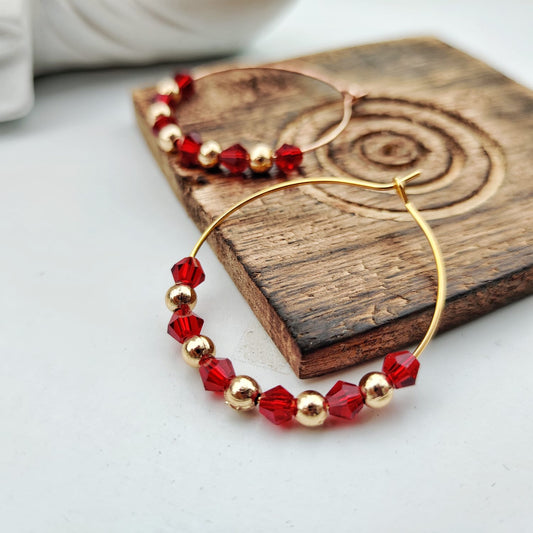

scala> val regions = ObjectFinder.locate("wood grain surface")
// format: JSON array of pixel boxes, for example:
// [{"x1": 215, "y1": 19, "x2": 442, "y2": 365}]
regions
[{"x1": 133, "y1": 37, "x2": 533, "y2": 378}]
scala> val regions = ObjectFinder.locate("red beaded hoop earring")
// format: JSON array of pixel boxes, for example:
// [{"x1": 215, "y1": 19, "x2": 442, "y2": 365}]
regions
[
  {"x1": 147, "y1": 65, "x2": 367, "y2": 175},
  {"x1": 164, "y1": 170, "x2": 447, "y2": 428}
]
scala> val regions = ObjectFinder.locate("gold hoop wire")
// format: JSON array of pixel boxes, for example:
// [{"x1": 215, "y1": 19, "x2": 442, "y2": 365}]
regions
[
  {"x1": 193, "y1": 65, "x2": 367, "y2": 154},
  {"x1": 190, "y1": 170, "x2": 446, "y2": 359}
]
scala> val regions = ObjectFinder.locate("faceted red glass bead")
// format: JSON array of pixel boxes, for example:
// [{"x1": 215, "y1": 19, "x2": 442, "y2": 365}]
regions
[
  {"x1": 154, "y1": 93, "x2": 175, "y2": 107},
  {"x1": 219, "y1": 144, "x2": 250, "y2": 173},
  {"x1": 382, "y1": 350, "x2": 420, "y2": 388},
  {"x1": 259, "y1": 385, "x2": 296, "y2": 425},
  {"x1": 174, "y1": 73, "x2": 194, "y2": 98},
  {"x1": 152, "y1": 115, "x2": 176, "y2": 135},
  {"x1": 199, "y1": 357, "x2": 236, "y2": 392},
  {"x1": 274, "y1": 144, "x2": 303, "y2": 172},
  {"x1": 167, "y1": 310, "x2": 204, "y2": 343},
  {"x1": 325, "y1": 380, "x2": 364, "y2": 420},
  {"x1": 178, "y1": 133, "x2": 202, "y2": 167},
  {"x1": 171, "y1": 257, "x2": 205, "y2": 288}
]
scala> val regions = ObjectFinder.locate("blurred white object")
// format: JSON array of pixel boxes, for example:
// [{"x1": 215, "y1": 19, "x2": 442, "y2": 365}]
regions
[
  {"x1": 0, "y1": 0, "x2": 293, "y2": 121},
  {"x1": 0, "y1": 0, "x2": 33, "y2": 121}
]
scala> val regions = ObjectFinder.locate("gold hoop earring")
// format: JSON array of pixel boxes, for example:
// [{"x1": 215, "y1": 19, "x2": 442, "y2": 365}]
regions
[
  {"x1": 146, "y1": 65, "x2": 366, "y2": 175},
  {"x1": 165, "y1": 170, "x2": 446, "y2": 428}
]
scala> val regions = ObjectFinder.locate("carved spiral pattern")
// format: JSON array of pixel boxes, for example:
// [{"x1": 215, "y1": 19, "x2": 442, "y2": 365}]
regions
[{"x1": 279, "y1": 97, "x2": 506, "y2": 220}]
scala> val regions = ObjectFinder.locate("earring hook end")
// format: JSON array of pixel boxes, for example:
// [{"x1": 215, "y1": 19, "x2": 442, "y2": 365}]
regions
[{"x1": 398, "y1": 169, "x2": 422, "y2": 184}]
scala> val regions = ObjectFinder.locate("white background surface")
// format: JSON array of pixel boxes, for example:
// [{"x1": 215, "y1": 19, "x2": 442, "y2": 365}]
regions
[{"x1": 1, "y1": 1, "x2": 532, "y2": 532}]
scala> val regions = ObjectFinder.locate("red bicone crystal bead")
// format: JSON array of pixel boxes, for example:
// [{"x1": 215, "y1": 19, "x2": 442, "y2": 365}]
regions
[
  {"x1": 382, "y1": 350, "x2": 420, "y2": 388},
  {"x1": 171, "y1": 257, "x2": 205, "y2": 288},
  {"x1": 199, "y1": 357, "x2": 236, "y2": 392},
  {"x1": 274, "y1": 144, "x2": 303, "y2": 172},
  {"x1": 325, "y1": 380, "x2": 364, "y2": 420},
  {"x1": 168, "y1": 310, "x2": 204, "y2": 343},
  {"x1": 174, "y1": 73, "x2": 194, "y2": 98},
  {"x1": 154, "y1": 93, "x2": 175, "y2": 107},
  {"x1": 259, "y1": 385, "x2": 296, "y2": 425},
  {"x1": 152, "y1": 115, "x2": 176, "y2": 135},
  {"x1": 178, "y1": 133, "x2": 202, "y2": 167},
  {"x1": 219, "y1": 144, "x2": 250, "y2": 173}
]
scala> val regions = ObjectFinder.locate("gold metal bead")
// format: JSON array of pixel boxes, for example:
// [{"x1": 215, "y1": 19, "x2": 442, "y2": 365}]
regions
[
  {"x1": 224, "y1": 375, "x2": 261, "y2": 411},
  {"x1": 165, "y1": 283, "x2": 196, "y2": 312},
  {"x1": 146, "y1": 102, "x2": 171, "y2": 126},
  {"x1": 198, "y1": 140, "x2": 222, "y2": 169},
  {"x1": 295, "y1": 390, "x2": 329, "y2": 427},
  {"x1": 249, "y1": 143, "x2": 273, "y2": 173},
  {"x1": 158, "y1": 124, "x2": 183, "y2": 153},
  {"x1": 181, "y1": 335, "x2": 215, "y2": 367},
  {"x1": 156, "y1": 77, "x2": 181, "y2": 100},
  {"x1": 359, "y1": 372, "x2": 394, "y2": 409}
]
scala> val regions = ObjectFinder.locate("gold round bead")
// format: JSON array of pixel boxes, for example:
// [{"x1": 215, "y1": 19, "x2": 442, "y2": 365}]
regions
[
  {"x1": 158, "y1": 124, "x2": 183, "y2": 153},
  {"x1": 198, "y1": 140, "x2": 222, "y2": 169},
  {"x1": 146, "y1": 102, "x2": 171, "y2": 126},
  {"x1": 165, "y1": 283, "x2": 196, "y2": 312},
  {"x1": 359, "y1": 372, "x2": 394, "y2": 409},
  {"x1": 156, "y1": 77, "x2": 181, "y2": 99},
  {"x1": 181, "y1": 335, "x2": 215, "y2": 367},
  {"x1": 224, "y1": 375, "x2": 261, "y2": 411},
  {"x1": 295, "y1": 390, "x2": 329, "y2": 427},
  {"x1": 249, "y1": 143, "x2": 273, "y2": 173}
]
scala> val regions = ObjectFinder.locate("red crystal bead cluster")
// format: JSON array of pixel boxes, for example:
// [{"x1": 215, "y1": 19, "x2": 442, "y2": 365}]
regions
[
  {"x1": 166, "y1": 256, "x2": 421, "y2": 428},
  {"x1": 149, "y1": 72, "x2": 304, "y2": 175}
]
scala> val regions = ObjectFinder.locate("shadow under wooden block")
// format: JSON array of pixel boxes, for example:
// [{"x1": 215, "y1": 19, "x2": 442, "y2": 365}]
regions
[{"x1": 134, "y1": 37, "x2": 533, "y2": 378}]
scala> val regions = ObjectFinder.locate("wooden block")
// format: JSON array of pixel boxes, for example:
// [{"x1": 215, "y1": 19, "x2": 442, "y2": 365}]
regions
[{"x1": 133, "y1": 37, "x2": 533, "y2": 378}]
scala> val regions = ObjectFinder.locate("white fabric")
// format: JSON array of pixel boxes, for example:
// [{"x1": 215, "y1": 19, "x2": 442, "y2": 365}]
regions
[
  {"x1": 0, "y1": 0, "x2": 33, "y2": 121},
  {"x1": 0, "y1": 0, "x2": 291, "y2": 121}
]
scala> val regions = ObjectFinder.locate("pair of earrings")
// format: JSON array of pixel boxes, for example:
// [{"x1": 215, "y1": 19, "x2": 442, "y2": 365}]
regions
[{"x1": 148, "y1": 66, "x2": 446, "y2": 429}]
